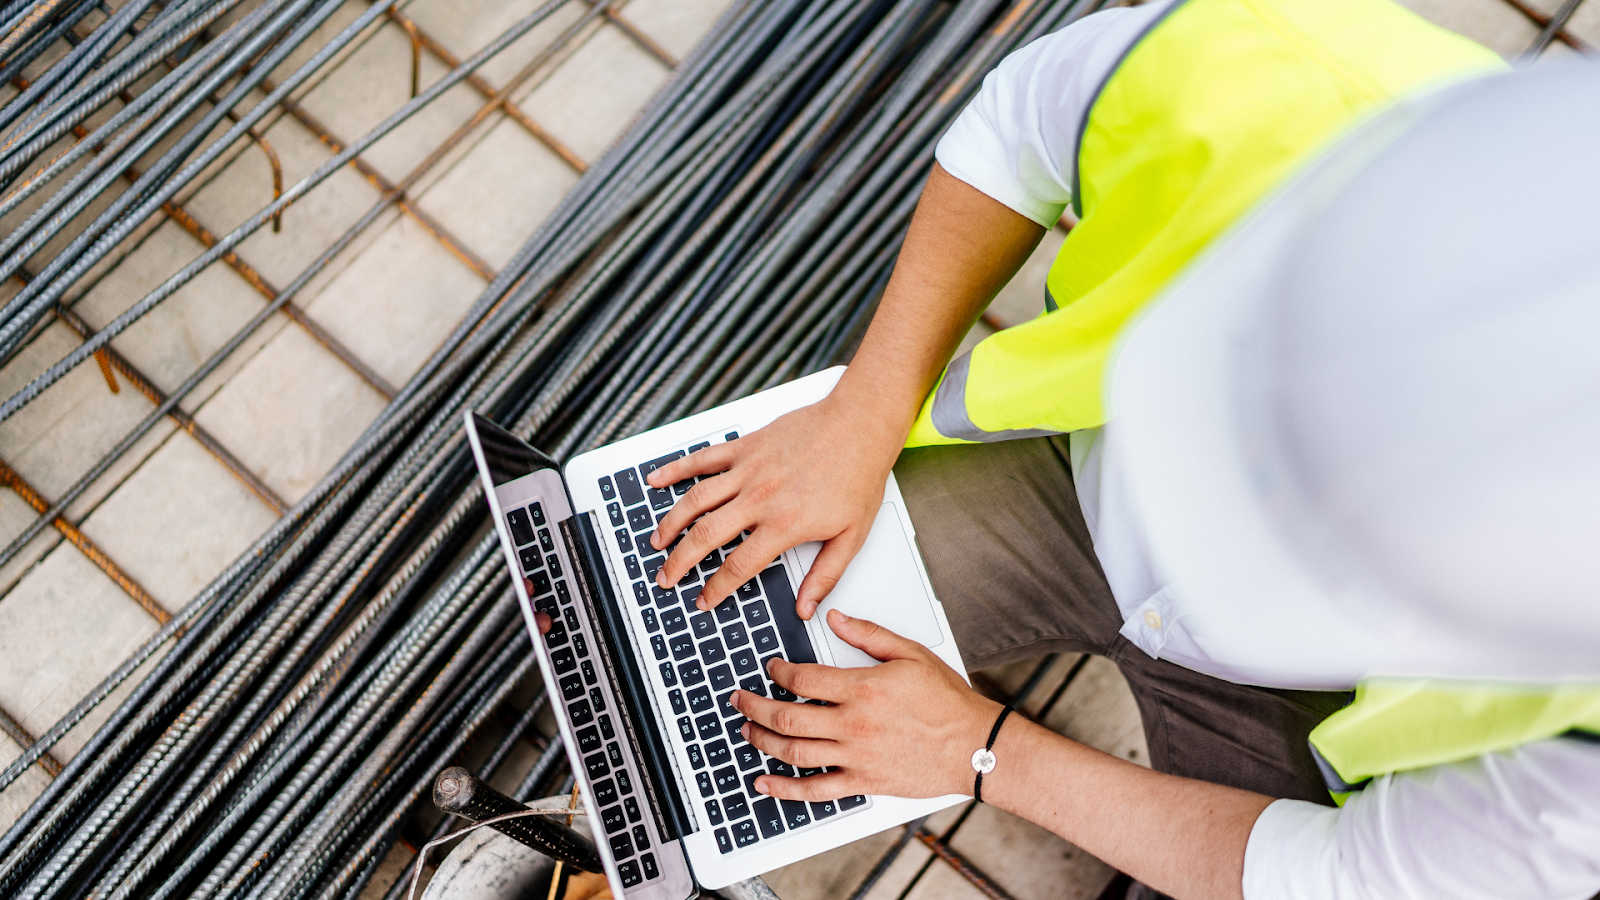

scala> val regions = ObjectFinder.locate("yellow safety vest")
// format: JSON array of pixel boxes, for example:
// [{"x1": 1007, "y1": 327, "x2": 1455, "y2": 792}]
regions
[{"x1": 906, "y1": 0, "x2": 1503, "y2": 446}]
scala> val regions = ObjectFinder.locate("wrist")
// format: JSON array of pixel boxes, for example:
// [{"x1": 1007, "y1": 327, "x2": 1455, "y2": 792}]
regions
[{"x1": 830, "y1": 367, "x2": 924, "y2": 454}]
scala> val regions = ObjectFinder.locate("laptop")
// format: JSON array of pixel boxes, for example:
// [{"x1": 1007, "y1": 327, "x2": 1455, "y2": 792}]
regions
[{"x1": 464, "y1": 366, "x2": 966, "y2": 898}]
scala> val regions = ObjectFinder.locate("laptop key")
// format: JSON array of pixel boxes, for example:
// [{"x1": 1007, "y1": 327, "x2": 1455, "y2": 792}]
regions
[
  {"x1": 633, "y1": 583, "x2": 650, "y2": 607},
  {"x1": 696, "y1": 713, "x2": 721, "y2": 740},
  {"x1": 723, "y1": 623, "x2": 749, "y2": 648},
  {"x1": 624, "y1": 796, "x2": 642, "y2": 823},
  {"x1": 718, "y1": 691, "x2": 736, "y2": 717},
  {"x1": 654, "y1": 585, "x2": 678, "y2": 608},
  {"x1": 624, "y1": 556, "x2": 642, "y2": 580},
  {"x1": 669, "y1": 633, "x2": 695, "y2": 661},
  {"x1": 677, "y1": 717, "x2": 694, "y2": 742},
  {"x1": 767, "y1": 759, "x2": 795, "y2": 777},
  {"x1": 715, "y1": 598, "x2": 740, "y2": 623},
  {"x1": 688, "y1": 742, "x2": 705, "y2": 770},
  {"x1": 700, "y1": 638, "x2": 726, "y2": 664},
  {"x1": 669, "y1": 689, "x2": 686, "y2": 715},
  {"x1": 688, "y1": 686, "x2": 712, "y2": 714},
  {"x1": 732, "y1": 819, "x2": 759, "y2": 848},
  {"x1": 614, "y1": 469, "x2": 644, "y2": 506},
  {"x1": 739, "y1": 675, "x2": 766, "y2": 696},
  {"x1": 736, "y1": 580, "x2": 761, "y2": 602},
  {"x1": 607, "y1": 501, "x2": 623, "y2": 526},
  {"x1": 713, "y1": 766, "x2": 740, "y2": 794},
  {"x1": 577, "y1": 725, "x2": 601, "y2": 755},
  {"x1": 602, "y1": 805, "x2": 627, "y2": 834},
  {"x1": 659, "y1": 662, "x2": 677, "y2": 686},
  {"x1": 545, "y1": 618, "x2": 568, "y2": 646},
  {"x1": 592, "y1": 777, "x2": 617, "y2": 807},
  {"x1": 743, "y1": 601, "x2": 770, "y2": 626},
  {"x1": 551, "y1": 647, "x2": 576, "y2": 674},
  {"x1": 530, "y1": 570, "x2": 553, "y2": 596},
  {"x1": 754, "y1": 798, "x2": 786, "y2": 838},
  {"x1": 751, "y1": 627, "x2": 779, "y2": 656},
  {"x1": 559, "y1": 674, "x2": 584, "y2": 701},
  {"x1": 643, "y1": 557, "x2": 665, "y2": 583},
  {"x1": 546, "y1": 554, "x2": 562, "y2": 578},
  {"x1": 704, "y1": 798, "x2": 723, "y2": 826},
  {"x1": 642, "y1": 609, "x2": 660, "y2": 633},
  {"x1": 705, "y1": 739, "x2": 731, "y2": 767},
  {"x1": 722, "y1": 792, "x2": 750, "y2": 821},
  {"x1": 690, "y1": 613, "x2": 716, "y2": 640},
  {"x1": 519, "y1": 546, "x2": 542, "y2": 573},
  {"x1": 632, "y1": 824, "x2": 650, "y2": 850},
  {"x1": 507, "y1": 509, "x2": 535, "y2": 545},
  {"x1": 727, "y1": 717, "x2": 749, "y2": 746},
  {"x1": 735, "y1": 743, "x2": 762, "y2": 771},
  {"x1": 839, "y1": 795, "x2": 869, "y2": 811},
  {"x1": 615, "y1": 528, "x2": 632, "y2": 553},
  {"x1": 715, "y1": 828, "x2": 734, "y2": 854},
  {"x1": 619, "y1": 860, "x2": 642, "y2": 888},
  {"x1": 580, "y1": 659, "x2": 597, "y2": 686},
  {"x1": 661, "y1": 607, "x2": 687, "y2": 635},
  {"x1": 590, "y1": 687, "x2": 606, "y2": 712},
  {"x1": 781, "y1": 799, "x2": 812, "y2": 831},
  {"x1": 761, "y1": 567, "x2": 817, "y2": 664},
  {"x1": 648, "y1": 487, "x2": 674, "y2": 511},
  {"x1": 642, "y1": 854, "x2": 659, "y2": 879},
  {"x1": 700, "y1": 548, "x2": 722, "y2": 573},
  {"x1": 563, "y1": 606, "x2": 580, "y2": 633},
  {"x1": 678, "y1": 660, "x2": 704, "y2": 685},
  {"x1": 732, "y1": 649, "x2": 758, "y2": 676},
  {"x1": 609, "y1": 832, "x2": 634, "y2": 861},
  {"x1": 607, "y1": 742, "x2": 624, "y2": 769},
  {"x1": 810, "y1": 799, "x2": 838, "y2": 820},
  {"x1": 627, "y1": 506, "x2": 653, "y2": 532},
  {"x1": 600, "y1": 477, "x2": 616, "y2": 501},
  {"x1": 568, "y1": 698, "x2": 593, "y2": 726},
  {"x1": 529, "y1": 502, "x2": 545, "y2": 526},
  {"x1": 708, "y1": 664, "x2": 735, "y2": 693},
  {"x1": 600, "y1": 714, "x2": 615, "y2": 740},
  {"x1": 584, "y1": 751, "x2": 610, "y2": 780},
  {"x1": 697, "y1": 771, "x2": 714, "y2": 798},
  {"x1": 744, "y1": 772, "x2": 763, "y2": 797},
  {"x1": 616, "y1": 770, "x2": 634, "y2": 794}
]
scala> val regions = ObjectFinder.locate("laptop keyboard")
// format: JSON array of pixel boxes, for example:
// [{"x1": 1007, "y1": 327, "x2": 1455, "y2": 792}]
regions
[
  {"x1": 509, "y1": 500, "x2": 663, "y2": 890},
  {"x1": 597, "y1": 432, "x2": 870, "y2": 856}
]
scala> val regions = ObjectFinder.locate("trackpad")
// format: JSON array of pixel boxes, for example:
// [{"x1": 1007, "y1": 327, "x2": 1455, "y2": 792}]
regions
[{"x1": 810, "y1": 502, "x2": 943, "y2": 669}]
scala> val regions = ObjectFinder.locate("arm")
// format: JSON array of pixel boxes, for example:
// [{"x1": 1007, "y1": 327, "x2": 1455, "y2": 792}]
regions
[
  {"x1": 731, "y1": 611, "x2": 1271, "y2": 900},
  {"x1": 645, "y1": 165, "x2": 1044, "y2": 613}
]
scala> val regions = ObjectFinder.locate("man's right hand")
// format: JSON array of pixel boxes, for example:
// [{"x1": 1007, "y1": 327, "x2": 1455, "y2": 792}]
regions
[{"x1": 643, "y1": 385, "x2": 904, "y2": 619}]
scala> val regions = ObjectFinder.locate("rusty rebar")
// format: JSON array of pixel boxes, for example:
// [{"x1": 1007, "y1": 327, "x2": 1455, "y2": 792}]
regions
[{"x1": 0, "y1": 706, "x2": 63, "y2": 778}]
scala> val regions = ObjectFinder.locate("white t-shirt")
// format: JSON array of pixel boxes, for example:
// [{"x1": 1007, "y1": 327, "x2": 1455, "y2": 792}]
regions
[{"x1": 933, "y1": 5, "x2": 1600, "y2": 899}]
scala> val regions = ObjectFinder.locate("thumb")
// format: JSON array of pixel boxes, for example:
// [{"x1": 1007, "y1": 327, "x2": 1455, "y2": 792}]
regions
[
  {"x1": 796, "y1": 530, "x2": 866, "y2": 619},
  {"x1": 827, "y1": 609, "x2": 921, "y2": 662}
]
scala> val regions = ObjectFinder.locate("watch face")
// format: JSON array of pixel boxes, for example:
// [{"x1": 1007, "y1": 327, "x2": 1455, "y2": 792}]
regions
[{"x1": 971, "y1": 748, "x2": 996, "y2": 775}]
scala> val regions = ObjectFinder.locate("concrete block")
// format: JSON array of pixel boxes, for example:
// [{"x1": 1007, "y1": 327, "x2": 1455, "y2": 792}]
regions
[
  {"x1": 0, "y1": 732, "x2": 53, "y2": 835},
  {"x1": 405, "y1": 0, "x2": 587, "y2": 89},
  {"x1": 518, "y1": 23, "x2": 671, "y2": 163},
  {"x1": 51, "y1": 634, "x2": 172, "y2": 763},
  {"x1": 621, "y1": 0, "x2": 739, "y2": 61},
  {"x1": 80, "y1": 430, "x2": 279, "y2": 612},
  {"x1": 1398, "y1": 0, "x2": 1538, "y2": 57},
  {"x1": 417, "y1": 116, "x2": 579, "y2": 270},
  {"x1": 191, "y1": 324, "x2": 387, "y2": 504},
  {"x1": 0, "y1": 488, "x2": 63, "y2": 600},
  {"x1": 0, "y1": 544, "x2": 159, "y2": 754},
  {"x1": 899, "y1": 856, "x2": 988, "y2": 900},
  {"x1": 300, "y1": 210, "x2": 487, "y2": 389}
]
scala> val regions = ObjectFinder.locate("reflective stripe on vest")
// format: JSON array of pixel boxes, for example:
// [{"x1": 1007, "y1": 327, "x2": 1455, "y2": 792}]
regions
[
  {"x1": 905, "y1": 0, "x2": 1504, "y2": 447},
  {"x1": 1309, "y1": 680, "x2": 1600, "y2": 805}
]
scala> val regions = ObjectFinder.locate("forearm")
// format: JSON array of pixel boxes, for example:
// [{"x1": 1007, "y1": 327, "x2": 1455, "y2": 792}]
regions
[
  {"x1": 832, "y1": 162, "x2": 1044, "y2": 449},
  {"x1": 983, "y1": 717, "x2": 1273, "y2": 900}
]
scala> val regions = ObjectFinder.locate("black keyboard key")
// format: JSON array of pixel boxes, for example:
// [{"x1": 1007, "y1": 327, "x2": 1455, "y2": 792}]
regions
[
  {"x1": 673, "y1": 477, "x2": 692, "y2": 497},
  {"x1": 568, "y1": 697, "x2": 593, "y2": 726},
  {"x1": 713, "y1": 766, "x2": 740, "y2": 794},
  {"x1": 700, "y1": 638, "x2": 726, "y2": 665},
  {"x1": 800, "y1": 767, "x2": 823, "y2": 777},
  {"x1": 653, "y1": 585, "x2": 678, "y2": 608},
  {"x1": 781, "y1": 799, "x2": 811, "y2": 831},
  {"x1": 602, "y1": 804, "x2": 627, "y2": 834},
  {"x1": 744, "y1": 601, "x2": 770, "y2": 626},
  {"x1": 839, "y1": 795, "x2": 868, "y2": 811},
  {"x1": 810, "y1": 799, "x2": 838, "y2": 820},
  {"x1": 627, "y1": 506, "x2": 653, "y2": 532},
  {"x1": 530, "y1": 570, "x2": 552, "y2": 596},
  {"x1": 519, "y1": 546, "x2": 542, "y2": 573},
  {"x1": 661, "y1": 607, "x2": 687, "y2": 635},
  {"x1": 670, "y1": 633, "x2": 695, "y2": 661},
  {"x1": 648, "y1": 487, "x2": 673, "y2": 511},
  {"x1": 737, "y1": 580, "x2": 761, "y2": 602},
  {"x1": 534, "y1": 594, "x2": 559, "y2": 618},
  {"x1": 607, "y1": 501, "x2": 623, "y2": 527},
  {"x1": 639, "y1": 451, "x2": 685, "y2": 484},
  {"x1": 659, "y1": 662, "x2": 677, "y2": 686},
  {"x1": 767, "y1": 759, "x2": 795, "y2": 777},
  {"x1": 530, "y1": 502, "x2": 545, "y2": 526},
  {"x1": 572, "y1": 632, "x2": 587, "y2": 656},
  {"x1": 633, "y1": 823, "x2": 650, "y2": 850},
  {"x1": 740, "y1": 675, "x2": 766, "y2": 696},
  {"x1": 551, "y1": 646, "x2": 576, "y2": 674},
  {"x1": 635, "y1": 529, "x2": 660, "y2": 556},
  {"x1": 619, "y1": 860, "x2": 641, "y2": 887},
  {"x1": 600, "y1": 477, "x2": 616, "y2": 501},
  {"x1": 708, "y1": 664, "x2": 735, "y2": 692},
  {"x1": 633, "y1": 583, "x2": 650, "y2": 607},
  {"x1": 538, "y1": 528, "x2": 554, "y2": 552},
  {"x1": 610, "y1": 832, "x2": 634, "y2": 861},
  {"x1": 732, "y1": 648, "x2": 758, "y2": 676},
  {"x1": 641, "y1": 853, "x2": 659, "y2": 880},
  {"x1": 751, "y1": 627, "x2": 779, "y2": 657},
  {"x1": 744, "y1": 771, "x2": 763, "y2": 796},
  {"x1": 718, "y1": 691, "x2": 736, "y2": 717},
  {"x1": 615, "y1": 528, "x2": 632, "y2": 553},
  {"x1": 615, "y1": 469, "x2": 643, "y2": 506},
  {"x1": 723, "y1": 622, "x2": 749, "y2": 648},
  {"x1": 727, "y1": 717, "x2": 749, "y2": 745},
  {"x1": 697, "y1": 771, "x2": 714, "y2": 798},
  {"x1": 715, "y1": 598, "x2": 740, "y2": 623},
  {"x1": 704, "y1": 798, "x2": 723, "y2": 826},
  {"x1": 690, "y1": 613, "x2": 716, "y2": 640},
  {"x1": 735, "y1": 743, "x2": 762, "y2": 771},
  {"x1": 607, "y1": 742, "x2": 624, "y2": 769},
  {"x1": 688, "y1": 742, "x2": 706, "y2": 769},
  {"x1": 589, "y1": 687, "x2": 606, "y2": 712},
  {"x1": 600, "y1": 714, "x2": 615, "y2": 740},
  {"x1": 669, "y1": 689, "x2": 686, "y2": 715},
  {"x1": 700, "y1": 548, "x2": 722, "y2": 573},
  {"x1": 715, "y1": 828, "x2": 734, "y2": 854},
  {"x1": 696, "y1": 713, "x2": 721, "y2": 740},
  {"x1": 689, "y1": 442, "x2": 711, "y2": 453},
  {"x1": 643, "y1": 556, "x2": 665, "y2": 583},
  {"x1": 754, "y1": 798, "x2": 785, "y2": 838},
  {"x1": 558, "y1": 581, "x2": 572, "y2": 606},
  {"x1": 547, "y1": 554, "x2": 562, "y2": 578},
  {"x1": 545, "y1": 618, "x2": 568, "y2": 646},
  {"x1": 592, "y1": 777, "x2": 618, "y2": 807},
  {"x1": 761, "y1": 567, "x2": 816, "y2": 664},
  {"x1": 679, "y1": 660, "x2": 704, "y2": 685},
  {"x1": 577, "y1": 725, "x2": 601, "y2": 755},
  {"x1": 732, "y1": 819, "x2": 759, "y2": 848},
  {"x1": 677, "y1": 717, "x2": 694, "y2": 742},
  {"x1": 643, "y1": 608, "x2": 660, "y2": 634},
  {"x1": 688, "y1": 686, "x2": 713, "y2": 714},
  {"x1": 563, "y1": 606, "x2": 580, "y2": 633},
  {"x1": 559, "y1": 674, "x2": 584, "y2": 701},
  {"x1": 625, "y1": 555, "x2": 641, "y2": 580},
  {"x1": 704, "y1": 739, "x2": 731, "y2": 767},
  {"x1": 725, "y1": 431, "x2": 740, "y2": 441},
  {"x1": 584, "y1": 751, "x2": 609, "y2": 779},
  {"x1": 682, "y1": 585, "x2": 702, "y2": 607},
  {"x1": 624, "y1": 796, "x2": 642, "y2": 823},
  {"x1": 581, "y1": 659, "x2": 597, "y2": 685},
  {"x1": 722, "y1": 792, "x2": 750, "y2": 820},
  {"x1": 507, "y1": 509, "x2": 535, "y2": 545},
  {"x1": 616, "y1": 770, "x2": 634, "y2": 794}
]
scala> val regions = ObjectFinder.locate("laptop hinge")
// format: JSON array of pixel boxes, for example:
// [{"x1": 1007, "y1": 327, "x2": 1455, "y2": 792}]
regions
[{"x1": 560, "y1": 512, "x2": 694, "y2": 841}]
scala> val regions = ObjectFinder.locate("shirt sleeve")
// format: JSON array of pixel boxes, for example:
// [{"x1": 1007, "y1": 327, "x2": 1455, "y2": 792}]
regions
[
  {"x1": 933, "y1": 0, "x2": 1177, "y2": 227},
  {"x1": 1242, "y1": 736, "x2": 1600, "y2": 900}
]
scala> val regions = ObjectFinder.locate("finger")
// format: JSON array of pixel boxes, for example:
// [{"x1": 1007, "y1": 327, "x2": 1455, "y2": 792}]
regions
[
  {"x1": 647, "y1": 442, "x2": 736, "y2": 489},
  {"x1": 741, "y1": 720, "x2": 837, "y2": 769},
  {"x1": 533, "y1": 611, "x2": 552, "y2": 634},
  {"x1": 696, "y1": 530, "x2": 783, "y2": 609},
  {"x1": 733, "y1": 689, "x2": 834, "y2": 738},
  {"x1": 657, "y1": 503, "x2": 749, "y2": 599},
  {"x1": 652, "y1": 474, "x2": 740, "y2": 557},
  {"x1": 752, "y1": 771, "x2": 860, "y2": 804},
  {"x1": 795, "y1": 530, "x2": 867, "y2": 620},
  {"x1": 826, "y1": 610, "x2": 925, "y2": 663},
  {"x1": 766, "y1": 657, "x2": 858, "y2": 704}
]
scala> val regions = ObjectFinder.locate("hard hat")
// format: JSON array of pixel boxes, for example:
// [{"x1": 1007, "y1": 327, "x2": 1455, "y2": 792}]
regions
[{"x1": 1109, "y1": 63, "x2": 1600, "y2": 682}]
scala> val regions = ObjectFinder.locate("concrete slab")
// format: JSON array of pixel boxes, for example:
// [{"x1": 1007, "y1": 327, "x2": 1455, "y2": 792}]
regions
[
  {"x1": 404, "y1": 0, "x2": 588, "y2": 90},
  {"x1": 622, "y1": 0, "x2": 738, "y2": 62},
  {"x1": 1397, "y1": 0, "x2": 1539, "y2": 57},
  {"x1": 80, "y1": 431, "x2": 279, "y2": 612},
  {"x1": 900, "y1": 854, "x2": 989, "y2": 900},
  {"x1": 946, "y1": 803, "x2": 1115, "y2": 900},
  {"x1": 190, "y1": 325, "x2": 387, "y2": 504},
  {"x1": 0, "y1": 488, "x2": 63, "y2": 599},
  {"x1": 0, "y1": 544, "x2": 158, "y2": 753},
  {"x1": 0, "y1": 732, "x2": 54, "y2": 835},
  {"x1": 300, "y1": 210, "x2": 487, "y2": 389},
  {"x1": 518, "y1": 22, "x2": 671, "y2": 163},
  {"x1": 418, "y1": 116, "x2": 579, "y2": 270},
  {"x1": 51, "y1": 634, "x2": 172, "y2": 763}
]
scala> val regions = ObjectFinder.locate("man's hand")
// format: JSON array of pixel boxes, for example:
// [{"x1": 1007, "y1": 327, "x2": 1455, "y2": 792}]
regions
[
  {"x1": 644, "y1": 395, "x2": 902, "y2": 618},
  {"x1": 731, "y1": 610, "x2": 1000, "y2": 800}
]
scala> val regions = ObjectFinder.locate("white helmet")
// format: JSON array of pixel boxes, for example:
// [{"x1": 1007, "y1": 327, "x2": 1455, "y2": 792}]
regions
[{"x1": 1111, "y1": 63, "x2": 1600, "y2": 682}]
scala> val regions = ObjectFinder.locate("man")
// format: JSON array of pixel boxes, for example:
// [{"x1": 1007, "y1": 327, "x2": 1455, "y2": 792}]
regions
[{"x1": 630, "y1": 2, "x2": 1600, "y2": 897}]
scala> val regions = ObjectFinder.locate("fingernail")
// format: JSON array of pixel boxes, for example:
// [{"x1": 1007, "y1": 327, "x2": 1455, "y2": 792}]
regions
[
  {"x1": 697, "y1": 598, "x2": 708, "y2": 611},
  {"x1": 730, "y1": 693, "x2": 742, "y2": 712},
  {"x1": 740, "y1": 721, "x2": 750, "y2": 738},
  {"x1": 754, "y1": 777, "x2": 769, "y2": 795}
]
